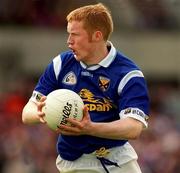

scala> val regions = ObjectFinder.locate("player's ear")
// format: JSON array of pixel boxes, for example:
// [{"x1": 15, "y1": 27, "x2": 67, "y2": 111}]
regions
[{"x1": 92, "y1": 31, "x2": 103, "y2": 41}]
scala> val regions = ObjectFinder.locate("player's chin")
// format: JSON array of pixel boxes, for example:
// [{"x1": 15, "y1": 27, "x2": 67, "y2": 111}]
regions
[{"x1": 74, "y1": 54, "x2": 82, "y2": 62}]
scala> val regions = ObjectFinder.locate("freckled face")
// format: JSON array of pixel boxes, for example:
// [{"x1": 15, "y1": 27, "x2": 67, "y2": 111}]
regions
[{"x1": 67, "y1": 21, "x2": 94, "y2": 62}]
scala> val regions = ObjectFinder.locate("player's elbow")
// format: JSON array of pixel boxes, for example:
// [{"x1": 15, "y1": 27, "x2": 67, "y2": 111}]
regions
[
  {"x1": 22, "y1": 101, "x2": 38, "y2": 124},
  {"x1": 128, "y1": 129, "x2": 142, "y2": 140},
  {"x1": 21, "y1": 104, "x2": 34, "y2": 124},
  {"x1": 126, "y1": 120, "x2": 144, "y2": 140},
  {"x1": 131, "y1": 125, "x2": 144, "y2": 140},
  {"x1": 22, "y1": 116, "x2": 27, "y2": 124},
  {"x1": 22, "y1": 109, "x2": 28, "y2": 124},
  {"x1": 22, "y1": 110, "x2": 36, "y2": 125}
]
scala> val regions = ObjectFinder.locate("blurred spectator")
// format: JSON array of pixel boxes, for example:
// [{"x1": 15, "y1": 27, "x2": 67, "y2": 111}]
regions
[
  {"x1": 130, "y1": 0, "x2": 176, "y2": 29},
  {"x1": 0, "y1": 0, "x2": 96, "y2": 28},
  {"x1": 131, "y1": 81, "x2": 180, "y2": 173},
  {"x1": 0, "y1": 75, "x2": 58, "y2": 173},
  {"x1": 0, "y1": 0, "x2": 179, "y2": 30}
]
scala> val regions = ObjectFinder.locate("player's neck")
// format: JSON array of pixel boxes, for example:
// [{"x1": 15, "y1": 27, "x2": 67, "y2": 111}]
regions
[{"x1": 84, "y1": 43, "x2": 109, "y2": 66}]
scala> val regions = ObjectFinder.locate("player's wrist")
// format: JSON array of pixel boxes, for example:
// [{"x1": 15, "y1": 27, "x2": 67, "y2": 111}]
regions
[{"x1": 87, "y1": 122, "x2": 98, "y2": 136}]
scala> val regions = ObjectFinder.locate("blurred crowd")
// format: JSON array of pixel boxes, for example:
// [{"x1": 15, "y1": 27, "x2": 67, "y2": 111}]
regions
[
  {"x1": 0, "y1": 0, "x2": 96, "y2": 29},
  {"x1": 132, "y1": 80, "x2": 180, "y2": 173},
  {"x1": 0, "y1": 76, "x2": 58, "y2": 173},
  {"x1": 0, "y1": 76, "x2": 179, "y2": 173},
  {"x1": 0, "y1": 0, "x2": 179, "y2": 30}
]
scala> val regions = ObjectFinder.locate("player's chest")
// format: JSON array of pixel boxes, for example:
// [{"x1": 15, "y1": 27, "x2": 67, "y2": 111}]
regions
[
  {"x1": 60, "y1": 69, "x2": 119, "y2": 114},
  {"x1": 60, "y1": 68, "x2": 118, "y2": 91}
]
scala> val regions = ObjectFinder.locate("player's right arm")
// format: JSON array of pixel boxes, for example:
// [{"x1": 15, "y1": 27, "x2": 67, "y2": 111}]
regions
[{"x1": 22, "y1": 97, "x2": 46, "y2": 125}]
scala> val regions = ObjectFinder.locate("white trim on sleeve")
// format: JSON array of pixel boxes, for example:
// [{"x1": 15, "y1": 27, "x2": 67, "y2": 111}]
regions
[
  {"x1": 53, "y1": 55, "x2": 62, "y2": 80},
  {"x1": 119, "y1": 107, "x2": 149, "y2": 128},
  {"x1": 29, "y1": 91, "x2": 44, "y2": 103}
]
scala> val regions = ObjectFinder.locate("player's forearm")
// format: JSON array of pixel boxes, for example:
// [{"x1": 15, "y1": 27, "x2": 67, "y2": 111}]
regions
[
  {"x1": 89, "y1": 118, "x2": 143, "y2": 140},
  {"x1": 22, "y1": 101, "x2": 41, "y2": 124}
]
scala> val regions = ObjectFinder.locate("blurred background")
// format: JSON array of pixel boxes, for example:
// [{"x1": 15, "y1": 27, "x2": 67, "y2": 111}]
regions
[{"x1": 0, "y1": 0, "x2": 180, "y2": 173}]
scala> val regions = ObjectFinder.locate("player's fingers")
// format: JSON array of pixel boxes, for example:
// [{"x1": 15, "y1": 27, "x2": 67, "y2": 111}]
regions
[
  {"x1": 40, "y1": 96, "x2": 46, "y2": 102},
  {"x1": 37, "y1": 96, "x2": 46, "y2": 112},
  {"x1": 58, "y1": 124, "x2": 81, "y2": 134},
  {"x1": 82, "y1": 106, "x2": 91, "y2": 121},
  {"x1": 83, "y1": 105, "x2": 89, "y2": 115},
  {"x1": 37, "y1": 111, "x2": 46, "y2": 123},
  {"x1": 66, "y1": 118, "x2": 82, "y2": 127},
  {"x1": 39, "y1": 117, "x2": 46, "y2": 124},
  {"x1": 37, "y1": 96, "x2": 47, "y2": 124},
  {"x1": 82, "y1": 106, "x2": 88, "y2": 119},
  {"x1": 37, "y1": 101, "x2": 45, "y2": 112}
]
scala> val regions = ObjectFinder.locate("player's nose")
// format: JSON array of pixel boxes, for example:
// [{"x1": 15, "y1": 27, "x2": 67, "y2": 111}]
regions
[{"x1": 67, "y1": 35, "x2": 74, "y2": 46}]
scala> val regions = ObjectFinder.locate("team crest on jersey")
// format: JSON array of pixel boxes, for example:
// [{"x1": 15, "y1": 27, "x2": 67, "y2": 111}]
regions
[
  {"x1": 98, "y1": 76, "x2": 110, "y2": 92},
  {"x1": 63, "y1": 71, "x2": 77, "y2": 85}
]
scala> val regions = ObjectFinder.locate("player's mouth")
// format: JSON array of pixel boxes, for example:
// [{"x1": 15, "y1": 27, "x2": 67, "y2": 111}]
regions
[{"x1": 70, "y1": 48, "x2": 78, "y2": 56}]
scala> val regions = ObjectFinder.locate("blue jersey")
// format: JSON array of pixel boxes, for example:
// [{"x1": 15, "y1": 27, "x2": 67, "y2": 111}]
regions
[{"x1": 31, "y1": 42, "x2": 150, "y2": 161}]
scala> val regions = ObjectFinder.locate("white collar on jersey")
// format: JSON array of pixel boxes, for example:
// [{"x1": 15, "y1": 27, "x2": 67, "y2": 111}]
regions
[{"x1": 80, "y1": 41, "x2": 116, "y2": 71}]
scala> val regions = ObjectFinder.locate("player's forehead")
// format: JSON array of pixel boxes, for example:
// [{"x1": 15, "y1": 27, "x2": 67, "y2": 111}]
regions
[{"x1": 67, "y1": 21, "x2": 85, "y2": 33}]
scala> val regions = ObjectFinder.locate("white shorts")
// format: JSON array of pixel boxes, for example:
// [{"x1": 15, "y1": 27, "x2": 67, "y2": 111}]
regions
[{"x1": 56, "y1": 142, "x2": 142, "y2": 173}]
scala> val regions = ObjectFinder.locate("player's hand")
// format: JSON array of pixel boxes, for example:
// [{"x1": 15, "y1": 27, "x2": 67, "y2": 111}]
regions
[
  {"x1": 37, "y1": 96, "x2": 47, "y2": 124},
  {"x1": 56, "y1": 106, "x2": 93, "y2": 135}
]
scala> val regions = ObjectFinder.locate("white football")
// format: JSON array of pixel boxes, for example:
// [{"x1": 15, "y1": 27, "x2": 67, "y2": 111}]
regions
[{"x1": 42, "y1": 89, "x2": 84, "y2": 131}]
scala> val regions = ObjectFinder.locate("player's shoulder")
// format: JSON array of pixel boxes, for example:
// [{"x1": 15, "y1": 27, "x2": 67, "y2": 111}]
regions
[
  {"x1": 116, "y1": 51, "x2": 139, "y2": 68},
  {"x1": 114, "y1": 51, "x2": 141, "y2": 73},
  {"x1": 54, "y1": 50, "x2": 74, "y2": 61},
  {"x1": 52, "y1": 50, "x2": 77, "y2": 68},
  {"x1": 60, "y1": 50, "x2": 74, "y2": 58}
]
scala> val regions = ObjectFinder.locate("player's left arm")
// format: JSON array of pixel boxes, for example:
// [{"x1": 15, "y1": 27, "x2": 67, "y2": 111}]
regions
[
  {"x1": 56, "y1": 106, "x2": 143, "y2": 140},
  {"x1": 87, "y1": 110, "x2": 144, "y2": 140}
]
